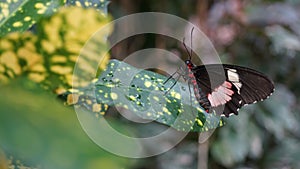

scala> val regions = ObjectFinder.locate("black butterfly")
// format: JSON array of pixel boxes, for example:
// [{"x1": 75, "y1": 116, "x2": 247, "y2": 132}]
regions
[
  {"x1": 183, "y1": 28, "x2": 274, "y2": 117},
  {"x1": 185, "y1": 61, "x2": 274, "y2": 117}
]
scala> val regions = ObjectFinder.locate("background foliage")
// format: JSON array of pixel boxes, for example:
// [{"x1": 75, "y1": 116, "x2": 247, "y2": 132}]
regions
[{"x1": 1, "y1": 0, "x2": 300, "y2": 169}]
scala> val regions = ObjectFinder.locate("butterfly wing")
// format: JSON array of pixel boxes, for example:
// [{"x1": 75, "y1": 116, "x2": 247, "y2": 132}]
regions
[{"x1": 191, "y1": 64, "x2": 274, "y2": 117}]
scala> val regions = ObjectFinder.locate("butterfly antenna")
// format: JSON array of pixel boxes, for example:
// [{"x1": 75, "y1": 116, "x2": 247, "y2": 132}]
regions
[
  {"x1": 190, "y1": 27, "x2": 194, "y2": 61},
  {"x1": 183, "y1": 37, "x2": 192, "y2": 60}
]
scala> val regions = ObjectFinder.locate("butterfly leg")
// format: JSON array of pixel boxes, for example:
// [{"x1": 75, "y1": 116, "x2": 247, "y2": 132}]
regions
[
  {"x1": 163, "y1": 66, "x2": 189, "y2": 95},
  {"x1": 164, "y1": 74, "x2": 182, "y2": 95},
  {"x1": 163, "y1": 68, "x2": 180, "y2": 85}
]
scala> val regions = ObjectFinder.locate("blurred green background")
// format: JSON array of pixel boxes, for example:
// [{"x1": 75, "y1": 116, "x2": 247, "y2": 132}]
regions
[{"x1": 1, "y1": 0, "x2": 300, "y2": 169}]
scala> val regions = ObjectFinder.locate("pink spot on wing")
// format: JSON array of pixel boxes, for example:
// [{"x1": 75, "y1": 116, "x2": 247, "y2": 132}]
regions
[{"x1": 208, "y1": 81, "x2": 234, "y2": 107}]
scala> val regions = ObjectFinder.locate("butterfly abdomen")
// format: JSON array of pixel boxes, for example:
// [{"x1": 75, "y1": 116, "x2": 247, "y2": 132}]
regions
[{"x1": 187, "y1": 67, "x2": 211, "y2": 112}]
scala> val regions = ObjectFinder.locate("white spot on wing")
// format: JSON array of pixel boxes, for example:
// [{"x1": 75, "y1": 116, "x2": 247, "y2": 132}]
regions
[
  {"x1": 227, "y1": 69, "x2": 242, "y2": 94},
  {"x1": 228, "y1": 69, "x2": 239, "y2": 82}
]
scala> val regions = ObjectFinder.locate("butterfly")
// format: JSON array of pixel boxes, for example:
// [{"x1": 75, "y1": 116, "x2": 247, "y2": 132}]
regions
[
  {"x1": 182, "y1": 28, "x2": 274, "y2": 117},
  {"x1": 185, "y1": 61, "x2": 274, "y2": 117}
]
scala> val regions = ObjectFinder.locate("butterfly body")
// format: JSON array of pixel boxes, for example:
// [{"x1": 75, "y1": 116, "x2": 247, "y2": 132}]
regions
[
  {"x1": 185, "y1": 61, "x2": 274, "y2": 117},
  {"x1": 185, "y1": 60, "x2": 211, "y2": 112}
]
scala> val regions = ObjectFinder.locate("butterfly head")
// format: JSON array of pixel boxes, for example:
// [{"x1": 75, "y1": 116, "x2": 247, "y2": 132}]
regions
[{"x1": 185, "y1": 60, "x2": 195, "y2": 69}]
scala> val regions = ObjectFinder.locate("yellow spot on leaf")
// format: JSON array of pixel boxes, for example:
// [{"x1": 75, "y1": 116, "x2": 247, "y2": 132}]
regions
[
  {"x1": 0, "y1": 39, "x2": 12, "y2": 49},
  {"x1": 104, "y1": 93, "x2": 108, "y2": 98},
  {"x1": 50, "y1": 65, "x2": 72, "y2": 75},
  {"x1": 35, "y1": 3, "x2": 45, "y2": 8},
  {"x1": 75, "y1": 1, "x2": 82, "y2": 7},
  {"x1": 69, "y1": 55, "x2": 78, "y2": 62},
  {"x1": 17, "y1": 48, "x2": 43, "y2": 67},
  {"x1": 174, "y1": 93, "x2": 181, "y2": 99},
  {"x1": 28, "y1": 73, "x2": 46, "y2": 83},
  {"x1": 24, "y1": 16, "x2": 31, "y2": 21},
  {"x1": 67, "y1": 94, "x2": 79, "y2": 105},
  {"x1": 44, "y1": 16, "x2": 62, "y2": 48},
  {"x1": 51, "y1": 55, "x2": 67, "y2": 63},
  {"x1": 24, "y1": 41, "x2": 36, "y2": 51},
  {"x1": 41, "y1": 40, "x2": 56, "y2": 53},
  {"x1": 13, "y1": 21, "x2": 23, "y2": 27},
  {"x1": 30, "y1": 64, "x2": 45, "y2": 72},
  {"x1": 196, "y1": 119, "x2": 203, "y2": 126},
  {"x1": 128, "y1": 95, "x2": 136, "y2": 101},
  {"x1": 110, "y1": 92, "x2": 118, "y2": 100},
  {"x1": 65, "y1": 74, "x2": 73, "y2": 86},
  {"x1": 54, "y1": 87, "x2": 67, "y2": 95},
  {"x1": 196, "y1": 107, "x2": 205, "y2": 113},
  {"x1": 162, "y1": 107, "x2": 171, "y2": 115},
  {"x1": 65, "y1": 41, "x2": 82, "y2": 54},
  {"x1": 92, "y1": 104, "x2": 101, "y2": 112},
  {"x1": 153, "y1": 96, "x2": 159, "y2": 101},
  {"x1": 35, "y1": 3, "x2": 47, "y2": 14},
  {"x1": 86, "y1": 99, "x2": 92, "y2": 105},
  {"x1": 144, "y1": 81, "x2": 152, "y2": 88},
  {"x1": 0, "y1": 51, "x2": 21, "y2": 75}
]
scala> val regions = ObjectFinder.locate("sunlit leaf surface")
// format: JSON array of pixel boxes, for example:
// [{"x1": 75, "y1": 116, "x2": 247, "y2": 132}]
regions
[
  {"x1": 0, "y1": 7, "x2": 112, "y2": 91},
  {"x1": 0, "y1": 0, "x2": 65, "y2": 37}
]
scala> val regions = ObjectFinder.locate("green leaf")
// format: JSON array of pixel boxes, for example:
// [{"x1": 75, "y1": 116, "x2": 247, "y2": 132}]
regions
[
  {"x1": 0, "y1": 78, "x2": 132, "y2": 169},
  {"x1": 0, "y1": 7, "x2": 112, "y2": 91},
  {"x1": 35, "y1": 6, "x2": 112, "y2": 90},
  {"x1": 63, "y1": 59, "x2": 224, "y2": 132},
  {"x1": 0, "y1": 0, "x2": 65, "y2": 37}
]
